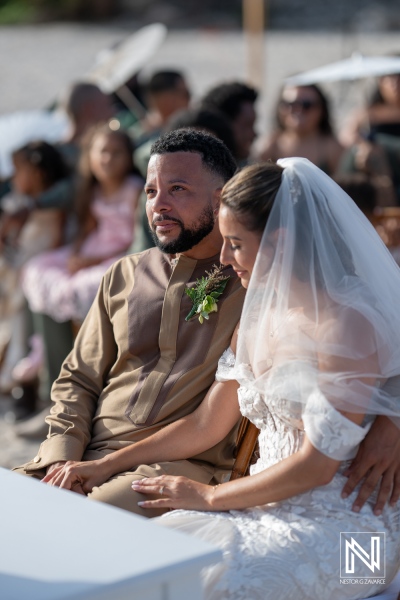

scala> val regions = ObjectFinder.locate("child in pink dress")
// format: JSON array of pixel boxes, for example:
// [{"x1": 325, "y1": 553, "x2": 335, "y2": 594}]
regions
[{"x1": 22, "y1": 124, "x2": 143, "y2": 323}]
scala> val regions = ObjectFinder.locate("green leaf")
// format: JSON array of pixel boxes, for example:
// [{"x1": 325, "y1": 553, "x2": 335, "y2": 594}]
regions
[
  {"x1": 185, "y1": 305, "x2": 198, "y2": 321},
  {"x1": 185, "y1": 287, "x2": 197, "y2": 301}
]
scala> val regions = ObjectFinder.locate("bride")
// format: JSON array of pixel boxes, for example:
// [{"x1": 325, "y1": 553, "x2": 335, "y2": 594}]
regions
[
  {"x1": 131, "y1": 158, "x2": 400, "y2": 599},
  {"x1": 45, "y1": 158, "x2": 400, "y2": 599}
]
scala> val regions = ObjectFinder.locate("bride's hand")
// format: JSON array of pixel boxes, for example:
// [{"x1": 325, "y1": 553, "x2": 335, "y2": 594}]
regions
[
  {"x1": 41, "y1": 459, "x2": 111, "y2": 494},
  {"x1": 132, "y1": 476, "x2": 216, "y2": 511}
]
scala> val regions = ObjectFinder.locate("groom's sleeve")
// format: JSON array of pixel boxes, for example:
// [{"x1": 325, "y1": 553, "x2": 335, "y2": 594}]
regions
[{"x1": 23, "y1": 265, "x2": 119, "y2": 471}]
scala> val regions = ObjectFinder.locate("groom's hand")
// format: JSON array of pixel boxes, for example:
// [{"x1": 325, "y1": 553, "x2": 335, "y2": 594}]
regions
[
  {"x1": 341, "y1": 416, "x2": 400, "y2": 515},
  {"x1": 42, "y1": 461, "x2": 85, "y2": 495}
]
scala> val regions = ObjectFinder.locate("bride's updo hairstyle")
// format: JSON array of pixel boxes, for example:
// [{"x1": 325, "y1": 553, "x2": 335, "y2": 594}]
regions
[
  {"x1": 220, "y1": 162, "x2": 284, "y2": 235},
  {"x1": 221, "y1": 160, "x2": 354, "y2": 289}
]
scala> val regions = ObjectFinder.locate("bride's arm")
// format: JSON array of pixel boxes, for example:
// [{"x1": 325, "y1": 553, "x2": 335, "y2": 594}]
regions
[
  {"x1": 133, "y1": 432, "x2": 344, "y2": 511},
  {"x1": 133, "y1": 408, "x2": 373, "y2": 512}
]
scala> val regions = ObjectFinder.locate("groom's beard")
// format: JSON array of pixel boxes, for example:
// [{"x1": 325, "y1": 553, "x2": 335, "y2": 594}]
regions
[{"x1": 150, "y1": 204, "x2": 215, "y2": 254}]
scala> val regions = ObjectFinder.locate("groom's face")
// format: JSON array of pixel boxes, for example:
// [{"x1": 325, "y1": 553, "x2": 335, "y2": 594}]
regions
[{"x1": 145, "y1": 151, "x2": 222, "y2": 254}]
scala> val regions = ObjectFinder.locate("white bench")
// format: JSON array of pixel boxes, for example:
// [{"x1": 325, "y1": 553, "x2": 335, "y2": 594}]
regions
[
  {"x1": 0, "y1": 468, "x2": 221, "y2": 600},
  {"x1": 1, "y1": 467, "x2": 398, "y2": 600}
]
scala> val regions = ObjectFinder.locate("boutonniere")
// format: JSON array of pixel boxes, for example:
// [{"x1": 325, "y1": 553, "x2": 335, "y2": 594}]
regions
[{"x1": 185, "y1": 264, "x2": 230, "y2": 324}]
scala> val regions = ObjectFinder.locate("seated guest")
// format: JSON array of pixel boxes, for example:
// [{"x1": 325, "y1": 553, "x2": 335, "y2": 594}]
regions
[
  {"x1": 257, "y1": 84, "x2": 343, "y2": 176},
  {"x1": 130, "y1": 70, "x2": 191, "y2": 147},
  {"x1": 341, "y1": 71, "x2": 400, "y2": 146},
  {"x1": 13, "y1": 124, "x2": 143, "y2": 434},
  {"x1": 339, "y1": 70, "x2": 400, "y2": 205},
  {"x1": 200, "y1": 81, "x2": 258, "y2": 165},
  {"x1": 336, "y1": 172, "x2": 400, "y2": 265},
  {"x1": 0, "y1": 141, "x2": 69, "y2": 400}
]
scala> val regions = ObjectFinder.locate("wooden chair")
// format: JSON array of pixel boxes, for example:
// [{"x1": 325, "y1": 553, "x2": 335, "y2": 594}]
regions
[{"x1": 229, "y1": 416, "x2": 259, "y2": 481}]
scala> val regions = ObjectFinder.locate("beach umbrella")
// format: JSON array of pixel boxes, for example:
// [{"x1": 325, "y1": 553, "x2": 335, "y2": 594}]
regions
[
  {"x1": 285, "y1": 53, "x2": 400, "y2": 86},
  {"x1": 87, "y1": 23, "x2": 167, "y2": 116}
]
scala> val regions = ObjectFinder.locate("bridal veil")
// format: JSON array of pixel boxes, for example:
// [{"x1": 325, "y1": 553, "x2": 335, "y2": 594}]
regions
[{"x1": 235, "y1": 157, "x2": 400, "y2": 427}]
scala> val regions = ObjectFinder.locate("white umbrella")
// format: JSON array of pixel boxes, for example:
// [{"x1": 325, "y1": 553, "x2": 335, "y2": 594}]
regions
[
  {"x1": 87, "y1": 23, "x2": 167, "y2": 116},
  {"x1": 285, "y1": 53, "x2": 400, "y2": 86},
  {"x1": 0, "y1": 109, "x2": 69, "y2": 179}
]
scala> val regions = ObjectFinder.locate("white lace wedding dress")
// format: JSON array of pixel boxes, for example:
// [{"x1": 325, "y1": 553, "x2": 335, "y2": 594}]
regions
[{"x1": 159, "y1": 348, "x2": 400, "y2": 600}]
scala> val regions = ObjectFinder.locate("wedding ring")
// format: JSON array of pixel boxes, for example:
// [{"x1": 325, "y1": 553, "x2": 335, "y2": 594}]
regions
[{"x1": 160, "y1": 486, "x2": 164, "y2": 496}]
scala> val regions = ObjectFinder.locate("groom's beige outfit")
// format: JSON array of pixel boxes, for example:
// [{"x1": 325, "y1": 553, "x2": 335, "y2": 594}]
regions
[{"x1": 15, "y1": 248, "x2": 245, "y2": 515}]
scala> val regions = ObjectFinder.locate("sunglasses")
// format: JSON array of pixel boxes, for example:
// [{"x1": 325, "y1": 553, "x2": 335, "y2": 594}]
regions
[{"x1": 279, "y1": 99, "x2": 320, "y2": 111}]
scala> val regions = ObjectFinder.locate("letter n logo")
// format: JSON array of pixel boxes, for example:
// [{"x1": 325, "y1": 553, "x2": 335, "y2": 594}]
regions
[{"x1": 340, "y1": 532, "x2": 385, "y2": 578}]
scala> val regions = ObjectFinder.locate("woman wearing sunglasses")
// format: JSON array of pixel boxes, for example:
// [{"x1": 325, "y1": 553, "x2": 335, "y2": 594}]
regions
[{"x1": 257, "y1": 84, "x2": 343, "y2": 176}]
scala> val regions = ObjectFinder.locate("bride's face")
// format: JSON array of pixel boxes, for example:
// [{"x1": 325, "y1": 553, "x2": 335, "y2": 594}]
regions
[{"x1": 219, "y1": 205, "x2": 262, "y2": 288}]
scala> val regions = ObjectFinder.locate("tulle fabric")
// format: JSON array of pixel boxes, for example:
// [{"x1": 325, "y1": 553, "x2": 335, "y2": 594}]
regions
[{"x1": 235, "y1": 157, "x2": 400, "y2": 426}]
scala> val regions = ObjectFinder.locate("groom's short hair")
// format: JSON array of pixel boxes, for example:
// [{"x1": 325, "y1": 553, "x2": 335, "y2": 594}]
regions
[{"x1": 150, "y1": 128, "x2": 237, "y2": 183}]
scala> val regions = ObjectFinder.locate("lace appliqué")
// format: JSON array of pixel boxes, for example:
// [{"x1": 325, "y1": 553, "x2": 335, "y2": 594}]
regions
[
  {"x1": 215, "y1": 347, "x2": 236, "y2": 382},
  {"x1": 286, "y1": 170, "x2": 302, "y2": 204},
  {"x1": 302, "y1": 389, "x2": 372, "y2": 461}
]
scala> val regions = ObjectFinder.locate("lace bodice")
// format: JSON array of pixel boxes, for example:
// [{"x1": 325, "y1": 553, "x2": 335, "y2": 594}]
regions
[{"x1": 216, "y1": 348, "x2": 371, "y2": 474}]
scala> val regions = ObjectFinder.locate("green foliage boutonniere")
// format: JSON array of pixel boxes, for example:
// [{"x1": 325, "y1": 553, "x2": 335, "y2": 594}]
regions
[{"x1": 185, "y1": 264, "x2": 230, "y2": 324}]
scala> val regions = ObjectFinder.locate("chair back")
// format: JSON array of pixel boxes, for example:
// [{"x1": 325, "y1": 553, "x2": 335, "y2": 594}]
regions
[{"x1": 229, "y1": 416, "x2": 259, "y2": 481}]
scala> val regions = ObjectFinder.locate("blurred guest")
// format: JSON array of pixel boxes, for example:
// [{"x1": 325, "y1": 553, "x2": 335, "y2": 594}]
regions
[
  {"x1": 257, "y1": 84, "x2": 343, "y2": 176},
  {"x1": 340, "y1": 71, "x2": 400, "y2": 205},
  {"x1": 200, "y1": 81, "x2": 257, "y2": 164},
  {"x1": 14, "y1": 124, "x2": 143, "y2": 435},
  {"x1": 341, "y1": 72, "x2": 400, "y2": 145},
  {"x1": 334, "y1": 172, "x2": 377, "y2": 220},
  {"x1": 335, "y1": 172, "x2": 400, "y2": 264},
  {"x1": 131, "y1": 70, "x2": 191, "y2": 147},
  {"x1": 2, "y1": 82, "x2": 116, "y2": 243},
  {"x1": 0, "y1": 141, "x2": 69, "y2": 397},
  {"x1": 166, "y1": 108, "x2": 237, "y2": 157}
]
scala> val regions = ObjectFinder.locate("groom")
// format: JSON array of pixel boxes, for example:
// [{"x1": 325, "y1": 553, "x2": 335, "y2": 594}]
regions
[
  {"x1": 15, "y1": 129, "x2": 399, "y2": 516},
  {"x1": 14, "y1": 129, "x2": 244, "y2": 515}
]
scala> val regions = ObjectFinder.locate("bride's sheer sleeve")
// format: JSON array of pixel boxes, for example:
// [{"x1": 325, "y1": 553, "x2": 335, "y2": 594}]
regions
[
  {"x1": 302, "y1": 391, "x2": 373, "y2": 461},
  {"x1": 302, "y1": 309, "x2": 379, "y2": 461}
]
